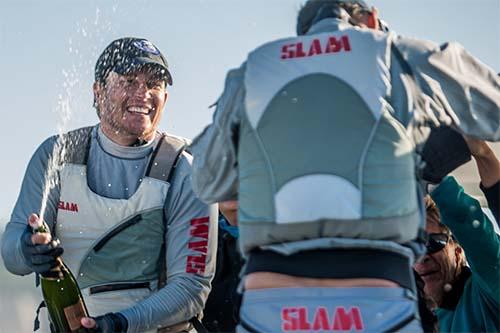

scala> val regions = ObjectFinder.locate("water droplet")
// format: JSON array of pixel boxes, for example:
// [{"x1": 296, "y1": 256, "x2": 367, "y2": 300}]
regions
[
  {"x1": 142, "y1": 260, "x2": 147, "y2": 264},
  {"x1": 291, "y1": 97, "x2": 298, "y2": 103},
  {"x1": 80, "y1": 273, "x2": 84, "y2": 277},
  {"x1": 107, "y1": 183, "x2": 112, "y2": 187},
  {"x1": 154, "y1": 162, "x2": 158, "y2": 166},
  {"x1": 56, "y1": 279, "x2": 61, "y2": 283},
  {"x1": 472, "y1": 220, "x2": 480, "y2": 228},
  {"x1": 469, "y1": 205, "x2": 477, "y2": 212},
  {"x1": 282, "y1": 90, "x2": 288, "y2": 96},
  {"x1": 60, "y1": 287, "x2": 64, "y2": 291},
  {"x1": 139, "y1": 178, "x2": 143, "y2": 182},
  {"x1": 79, "y1": 231, "x2": 83, "y2": 234},
  {"x1": 443, "y1": 283, "x2": 452, "y2": 292},
  {"x1": 135, "y1": 165, "x2": 139, "y2": 169},
  {"x1": 125, "y1": 187, "x2": 129, "y2": 191}
]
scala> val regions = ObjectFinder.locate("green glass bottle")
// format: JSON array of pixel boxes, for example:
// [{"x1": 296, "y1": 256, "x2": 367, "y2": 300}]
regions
[{"x1": 32, "y1": 219, "x2": 89, "y2": 332}]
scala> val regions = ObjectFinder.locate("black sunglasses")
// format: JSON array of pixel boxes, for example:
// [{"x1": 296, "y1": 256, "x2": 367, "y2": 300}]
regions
[{"x1": 426, "y1": 233, "x2": 451, "y2": 254}]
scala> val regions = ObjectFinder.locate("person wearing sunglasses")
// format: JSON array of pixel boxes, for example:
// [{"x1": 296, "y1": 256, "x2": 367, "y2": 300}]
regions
[{"x1": 414, "y1": 179, "x2": 499, "y2": 332}]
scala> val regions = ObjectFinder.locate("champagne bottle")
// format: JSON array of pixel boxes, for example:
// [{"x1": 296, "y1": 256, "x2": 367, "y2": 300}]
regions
[{"x1": 30, "y1": 218, "x2": 89, "y2": 332}]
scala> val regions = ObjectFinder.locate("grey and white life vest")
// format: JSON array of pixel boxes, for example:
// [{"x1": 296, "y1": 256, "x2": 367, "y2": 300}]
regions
[
  {"x1": 55, "y1": 127, "x2": 186, "y2": 318},
  {"x1": 238, "y1": 27, "x2": 421, "y2": 255}
]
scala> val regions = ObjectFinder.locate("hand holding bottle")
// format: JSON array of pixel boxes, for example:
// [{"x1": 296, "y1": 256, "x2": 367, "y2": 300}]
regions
[
  {"x1": 81, "y1": 312, "x2": 128, "y2": 333},
  {"x1": 20, "y1": 213, "x2": 63, "y2": 274}
]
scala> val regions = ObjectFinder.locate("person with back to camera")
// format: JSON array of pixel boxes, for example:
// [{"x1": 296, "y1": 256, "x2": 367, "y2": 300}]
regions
[
  {"x1": 1, "y1": 37, "x2": 218, "y2": 333},
  {"x1": 190, "y1": 0, "x2": 500, "y2": 331}
]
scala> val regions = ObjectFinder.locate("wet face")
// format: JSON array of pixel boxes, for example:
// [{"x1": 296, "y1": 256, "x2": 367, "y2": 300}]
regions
[
  {"x1": 413, "y1": 215, "x2": 464, "y2": 306},
  {"x1": 94, "y1": 67, "x2": 168, "y2": 146}
]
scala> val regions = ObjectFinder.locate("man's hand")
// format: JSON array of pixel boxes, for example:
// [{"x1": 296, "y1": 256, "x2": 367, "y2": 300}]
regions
[
  {"x1": 20, "y1": 214, "x2": 63, "y2": 273},
  {"x1": 81, "y1": 313, "x2": 128, "y2": 333}
]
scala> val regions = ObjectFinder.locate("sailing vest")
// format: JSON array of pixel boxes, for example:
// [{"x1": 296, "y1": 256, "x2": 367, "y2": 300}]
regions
[
  {"x1": 54, "y1": 127, "x2": 186, "y2": 318},
  {"x1": 238, "y1": 27, "x2": 421, "y2": 255}
]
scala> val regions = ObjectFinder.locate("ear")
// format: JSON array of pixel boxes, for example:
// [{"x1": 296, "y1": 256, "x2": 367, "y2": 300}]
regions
[
  {"x1": 455, "y1": 246, "x2": 464, "y2": 264},
  {"x1": 367, "y1": 6, "x2": 380, "y2": 30},
  {"x1": 93, "y1": 82, "x2": 103, "y2": 105}
]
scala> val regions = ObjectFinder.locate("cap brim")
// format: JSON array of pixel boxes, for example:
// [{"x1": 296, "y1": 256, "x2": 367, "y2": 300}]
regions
[{"x1": 113, "y1": 57, "x2": 173, "y2": 86}]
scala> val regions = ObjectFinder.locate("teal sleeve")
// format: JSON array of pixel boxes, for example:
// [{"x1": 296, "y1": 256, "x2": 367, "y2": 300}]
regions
[{"x1": 431, "y1": 176, "x2": 500, "y2": 297}]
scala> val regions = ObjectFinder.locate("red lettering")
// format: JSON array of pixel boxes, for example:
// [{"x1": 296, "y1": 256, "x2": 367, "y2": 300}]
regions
[
  {"x1": 186, "y1": 255, "x2": 207, "y2": 274},
  {"x1": 282, "y1": 307, "x2": 300, "y2": 331},
  {"x1": 190, "y1": 217, "x2": 209, "y2": 239},
  {"x1": 312, "y1": 307, "x2": 330, "y2": 330},
  {"x1": 58, "y1": 201, "x2": 79, "y2": 213},
  {"x1": 341, "y1": 35, "x2": 351, "y2": 51},
  {"x1": 325, "y1": 36, "x2": 342, "y2": 53},
  {"x1": 295, "y1": 42, "x2": 306, "y2": 58},
  {"x1": 282, "y1": 35, "x2": 351, "y2": 60},
  {"x1": 298, "y1": 307, "x2": 311, "y2": 330},
  {"x1": 190, "y1": 216, "x2": 209, "y2": 225},
  {"x1": 188, "y1": 240, "x2": 208, "y2": 253},
  {"x1": 186, "y1": 216, "x2": 210, "y2": 274},
  {"x1": 308, "y1": 39, "x2": 323, "y2": 56},
  {"x1": 281, "y1": 44, "x2": 294, "y2": 59},
  {"x1": 332, "y1": 307, "x2": 364, "y2": 331}
]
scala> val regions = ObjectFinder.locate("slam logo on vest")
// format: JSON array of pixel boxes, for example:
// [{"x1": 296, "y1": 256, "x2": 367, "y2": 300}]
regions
[
  {"x1": 186, "y1": 216, "x2": 210, "y2": 274},
  {"x1": 281, "y1": 35, "x2": 351, "y2": 60},
  {"x1": 282, "y1": 306, "x2": 364, "y2": 332},
  {"x1": 58, "y1": 200, "x2": 79, "y2": 213}
]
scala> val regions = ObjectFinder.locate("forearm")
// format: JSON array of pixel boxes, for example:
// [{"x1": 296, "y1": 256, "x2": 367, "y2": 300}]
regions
[
  {"x1": 1, "y1": 222, "x2": 31, "y2": 275},
  {"x1": 120, "y1": 276, "x2": 210, "y2": 332},
  {"x1": 474, "y1": 146, "x2": 500, "y2": 188}
]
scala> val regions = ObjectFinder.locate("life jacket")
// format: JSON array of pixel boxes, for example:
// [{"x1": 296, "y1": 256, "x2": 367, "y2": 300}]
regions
[
  {"x1": 52, "y1": 126, "x2": 186, "y2": 331},
  {"x1": 238, "y1": 27, "x2": 422, "y2": 256}
]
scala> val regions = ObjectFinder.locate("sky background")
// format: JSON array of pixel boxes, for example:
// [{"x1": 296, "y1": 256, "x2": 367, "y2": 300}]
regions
[
  {"x1": 0, "y1": 0, "x2": 499, "y2": 332},
  {"x1": 0, "y1": 0, "x2": 499, "y2": 222}
]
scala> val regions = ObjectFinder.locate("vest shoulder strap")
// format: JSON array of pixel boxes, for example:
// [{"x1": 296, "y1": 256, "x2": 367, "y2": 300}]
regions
[
  {"x1": 61, "y1": 126, "x2": 94, "y2": 165},
  {"x1": 146, "y1": 133, "x2": 188, "y2": 183}
]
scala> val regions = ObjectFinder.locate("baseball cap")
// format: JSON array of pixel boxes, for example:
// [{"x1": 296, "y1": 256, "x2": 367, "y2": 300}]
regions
[{"x1": 95, "y1": 37, "x2": 173, "y2": 86}]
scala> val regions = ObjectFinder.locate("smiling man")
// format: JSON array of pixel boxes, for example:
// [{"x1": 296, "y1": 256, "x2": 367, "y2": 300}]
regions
[
  {"x1": 414, "y1": 178, "x2": 499, "y2": 332},
  {"x1": 1, "y1": 37, "x2": 217, "y2": 333}
]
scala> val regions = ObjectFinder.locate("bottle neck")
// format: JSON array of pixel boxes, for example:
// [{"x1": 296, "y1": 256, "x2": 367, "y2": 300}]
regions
[{"x1": 40, "y1": 258, "x2": 65, "y2": 279}]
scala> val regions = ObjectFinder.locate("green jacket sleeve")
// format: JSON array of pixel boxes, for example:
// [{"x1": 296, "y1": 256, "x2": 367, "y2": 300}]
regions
[{"x1": 431, "y1": 176, "x2": 500, "y2": 298}]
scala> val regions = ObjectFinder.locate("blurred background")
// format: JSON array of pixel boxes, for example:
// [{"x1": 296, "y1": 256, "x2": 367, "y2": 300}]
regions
[{"x1": 1, "y1": 0, "x2": 499, "y2": 332}]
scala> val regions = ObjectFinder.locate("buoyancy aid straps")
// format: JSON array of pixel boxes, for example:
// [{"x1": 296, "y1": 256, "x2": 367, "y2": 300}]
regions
[{"x1": 146, "y1": 133, "x2": 187, "y2": 183}]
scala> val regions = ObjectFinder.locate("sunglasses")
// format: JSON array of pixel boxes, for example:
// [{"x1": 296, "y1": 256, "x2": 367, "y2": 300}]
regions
[{"x1": 426, "y1": 233, "x2": 451, "y2": 254}]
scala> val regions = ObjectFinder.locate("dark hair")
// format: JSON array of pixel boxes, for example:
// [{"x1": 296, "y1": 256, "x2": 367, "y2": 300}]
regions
[
  {"x1": 296, "y1": 0, "x2": 370, "y2": 35},
  {"x1": 424, "y1": 195, "x2": 458, "y2": 244}
]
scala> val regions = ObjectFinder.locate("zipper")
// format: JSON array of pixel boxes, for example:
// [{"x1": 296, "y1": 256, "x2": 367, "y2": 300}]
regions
[{"x1": 89, "y1": 281, "x2": 151, "y2": 295}]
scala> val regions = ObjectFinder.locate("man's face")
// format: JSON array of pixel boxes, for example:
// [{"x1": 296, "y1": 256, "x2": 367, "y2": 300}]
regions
[
  {"x1": 413, "y1": 215, "x2": 463, "y2": 306},
  {"x1": 94, "y1": 67, "x2": 168, "y2": 145}
]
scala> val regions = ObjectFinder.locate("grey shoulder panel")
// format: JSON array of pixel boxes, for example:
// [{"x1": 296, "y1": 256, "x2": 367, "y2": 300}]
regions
[
  {"x1": 61, "y1": 126, "x2": 94, "y2": 165},
  {"x1": 147, "y1": 133, "x2": 187, "y2": 183}
]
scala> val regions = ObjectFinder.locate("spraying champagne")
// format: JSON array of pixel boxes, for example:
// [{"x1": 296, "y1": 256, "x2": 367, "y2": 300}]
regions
[{"x1": 29, "y1": 216, "x2": 89, "y2": 333}]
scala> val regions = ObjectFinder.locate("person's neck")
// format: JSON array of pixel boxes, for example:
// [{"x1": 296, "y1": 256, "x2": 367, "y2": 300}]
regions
[
  {"x1": 438, "y1": 266, "x2": 471, "y2": 310},
  {"x1": 100, "y1": 125, "x2": 153, "y2": 147}
]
